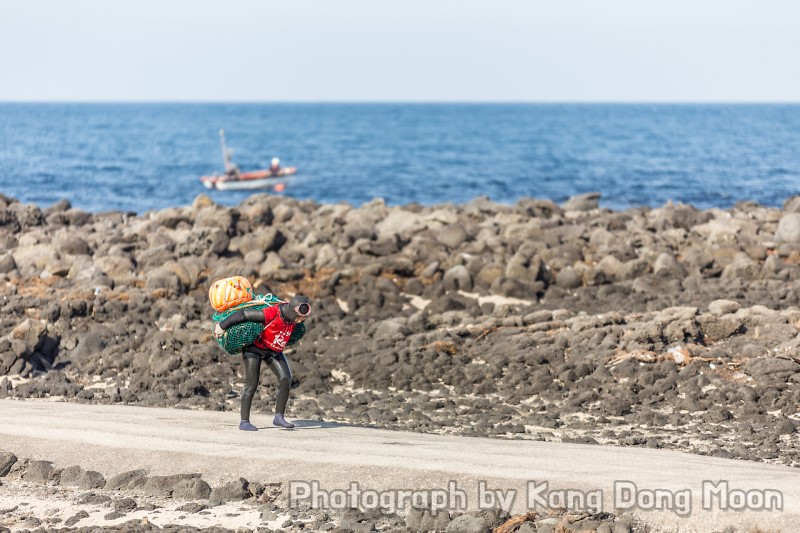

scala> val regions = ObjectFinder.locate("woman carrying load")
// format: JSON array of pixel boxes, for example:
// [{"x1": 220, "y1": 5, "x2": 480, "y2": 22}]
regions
[{"x1": 214, "y1": 295, "x2": 311, "y2": 430}]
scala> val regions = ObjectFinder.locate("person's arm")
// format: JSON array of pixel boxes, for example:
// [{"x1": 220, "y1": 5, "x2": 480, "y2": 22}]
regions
[
  {"x1": 218, "y1": 308, "x2": 266, "y2": 329},
  {"x1": 214, "y1": 308, "x2": 267, "y2": 339}
]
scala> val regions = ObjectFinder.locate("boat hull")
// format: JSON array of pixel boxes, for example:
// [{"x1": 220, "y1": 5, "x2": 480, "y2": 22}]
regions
[{"x1": 200, "y1": 167, "x2": 297, "y2": 191}]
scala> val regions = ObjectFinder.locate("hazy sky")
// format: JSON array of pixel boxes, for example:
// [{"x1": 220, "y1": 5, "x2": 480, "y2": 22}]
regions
[{"x1": 1, "y1": 0, "x2": 798, "y2": 102}]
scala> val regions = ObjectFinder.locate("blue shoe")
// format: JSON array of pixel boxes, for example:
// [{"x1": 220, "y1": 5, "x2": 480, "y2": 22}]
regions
[
  {"x1": 239, "y1": 420, "x2": 258, "y2": 431},
  {"x1": 273, "y1": 414, "x2": 295, "y2": 429}
]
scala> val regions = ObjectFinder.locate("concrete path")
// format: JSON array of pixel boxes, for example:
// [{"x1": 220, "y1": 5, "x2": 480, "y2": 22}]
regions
[{"x1": 1, "y1": 399, "x2": 797, "y2": 532}]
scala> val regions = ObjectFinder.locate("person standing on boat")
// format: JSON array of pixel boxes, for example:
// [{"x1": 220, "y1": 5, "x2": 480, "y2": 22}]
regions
[
  {"x1": 269, "y1": 157, "x2": 281, "y2": 176},
  {"x1": 214, "y1": 295, "x2": 311, "y2": 430},
  {"x1": 224, "y1": 165, "x2": 241, "y2": 181}
]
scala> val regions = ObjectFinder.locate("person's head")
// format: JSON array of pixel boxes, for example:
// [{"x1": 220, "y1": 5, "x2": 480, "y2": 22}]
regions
[
  {"x1": 282, "y1": 295, "x2": 311, "y2": 323},
  {"x1": 271, "y1": 157, "x2": 280, "y2": 167}
]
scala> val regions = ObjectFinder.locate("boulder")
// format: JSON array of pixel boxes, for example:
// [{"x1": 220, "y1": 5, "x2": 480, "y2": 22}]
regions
[
  {"x1": 443, "y1": 265, "x2": 473, "y2": 292},
  {"x1": 57, "y1": 465, "x2": 86, "y2": 486},
  {"x1": 475, "y1": 264, "x2": 505, "y2": 289},
  {"x1": 708, "y1": 299, "x2": 741, "y2": 316},
  {"x1": 721, "y1": 253, "x2": 761, "y2": 281},
  {"x1": 376, "y1": 210, "x2": 422, "y2": 238},
  {"x1": 140, "y1": 474, "x2": 202, "y2": 498},
  {"x1": 105, "y1": 469, "x2": 148, "y2": 490},
  {"x1": 23, "y1": 460, "x2": 54, "y2": 483},
  {"x1": 94, "y1": 255, "x2": 137, "y2": 285},
  {"x1": 10, "y1": 244, "x2": 58, "y2": 275},
  {"x1": 595, "y1": 255, "x2": 625, "y2": 282},
  {"x1": 435, "y1": 224, "x2": 469, "y2": 249},
  {"x1": 176, "y1": 227, "x2": 229, "y2": 256},
  {"x1": 445, "y1": 514, "x2": 490, "y2": 533},
  {"x1": 653, "y1": 253, "x2": 687, "y2": 279},
  {"x1": 0, "y1": 452, "x2": 17, "y2": 477},
  {"x1": 209, "y1": 477, "x2": 251, "y2": 505},
  {"x1": 9, "y1": 202, "x2": 45, "y2": 228},
  {"x1": 229, "y1": 228, "x2": 285, "y2": 255},
  {"x1": 54, "y1": 235, "x2": 91, "y2": 256},
  {"x1": 774, "y1": 213, "x2": 800, "y2": 244},
  {"x1": 745, "y1": 357, "x2": 800, "y2": 385},
  {"x1": 172, "y1": 478, "x2": 213, "y2": 500},
  {"x1": 562, "y1": 192, "x2": 601, "y2": 212},
  {"x1": 0, "y1": 253, "x2": 17, "y2": 274},
  {"x1": 783, "y1": 195, "x2": 800, "y2": 213},
  {"x1": 556, "y1": 266, "x2": 582, "y2": 289}
]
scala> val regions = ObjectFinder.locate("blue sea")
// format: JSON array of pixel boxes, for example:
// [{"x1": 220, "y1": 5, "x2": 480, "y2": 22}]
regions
[{"x1": 0, "y1": 103, "x2": 799, "y2": 214}]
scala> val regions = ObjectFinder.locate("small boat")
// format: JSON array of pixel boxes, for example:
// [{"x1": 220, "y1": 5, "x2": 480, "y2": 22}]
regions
[{"x1": 199, "y1": 130, "x2": 296, "y2": 191}]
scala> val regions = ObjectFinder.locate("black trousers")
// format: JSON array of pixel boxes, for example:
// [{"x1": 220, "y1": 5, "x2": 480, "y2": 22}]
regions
[{"x1": 241, "y1": 347, "x2": 292, "y2": 421}]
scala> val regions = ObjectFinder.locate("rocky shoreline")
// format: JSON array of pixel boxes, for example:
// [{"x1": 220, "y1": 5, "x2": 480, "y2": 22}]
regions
[
  {"x1": 1, "y1": 191, "x2": 800, "y2": 531},
  {"x1": 0, "y1": 450, "x2": 647, "y2": 533}
]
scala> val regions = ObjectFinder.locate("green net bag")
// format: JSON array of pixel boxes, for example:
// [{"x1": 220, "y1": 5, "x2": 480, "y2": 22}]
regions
[
  {"x1": 211, "y1": 294, "x2": 307, "y2": 355},
  {"x1": 212, "y1": 294, "x2": 283, "y2": 355},
  {"x1": 288, "y1": 323, "x2": 305, "y2": 346}
]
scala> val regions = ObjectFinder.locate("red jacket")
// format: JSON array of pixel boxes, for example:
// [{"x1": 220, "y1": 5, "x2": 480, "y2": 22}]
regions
[{"x1": 254, "y1": 305, "x2": 296, "y2": 352}]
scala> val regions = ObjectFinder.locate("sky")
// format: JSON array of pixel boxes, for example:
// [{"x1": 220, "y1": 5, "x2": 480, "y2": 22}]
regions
[{"x1": 1, "y1": 0, "x2": 799, "y2": 102}]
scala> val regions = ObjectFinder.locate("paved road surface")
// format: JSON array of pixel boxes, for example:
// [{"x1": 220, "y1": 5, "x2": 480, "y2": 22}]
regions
[{"x1": 1, "y1": 399, "x2": 797, "y2": 532}]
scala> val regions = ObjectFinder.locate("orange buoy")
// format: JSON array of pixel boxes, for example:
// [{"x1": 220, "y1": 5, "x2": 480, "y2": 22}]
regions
[
  {"x1": 274, "y1": 183, "x2": 286, "y2": 193},
  {"x1": 209, "y1": 276, "x2": 253, "y2": 311}
]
